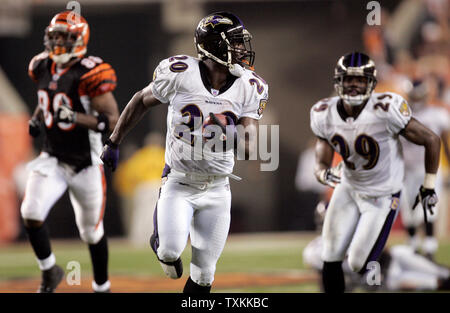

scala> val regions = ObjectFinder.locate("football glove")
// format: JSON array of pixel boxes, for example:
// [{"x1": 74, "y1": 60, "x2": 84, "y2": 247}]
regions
[
  {"x1": 317, "y1": 162, "x2": 342, "y2": 188},
  {"x1": 412, "y1": 186, "x2": 438, "y2": 224},
  {"x1": 209, "y1": 112, "x2": 237, "y2": 150},
  {"x1": 100, "y1": 139, "x2": 119, "y2": 172},
  {"x1": 28, "y1": 118, "x2": 41, "y2": 138},
  {"x1": 54, "y1": 105, "x2": 76, "y2": 124}
]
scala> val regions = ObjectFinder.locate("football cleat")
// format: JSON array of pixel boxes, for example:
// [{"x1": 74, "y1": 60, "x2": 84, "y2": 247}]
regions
[
  {"x1": 149, "y1": 234, "x2": 183, "y2": 279},
  {"x1": 38, "y1": 264, "x2": 64, "y2": 293}
]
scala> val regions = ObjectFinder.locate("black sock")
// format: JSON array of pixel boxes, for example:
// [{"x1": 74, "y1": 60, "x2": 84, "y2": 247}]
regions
[
  {"x1": 25, "y1": 224, "x2": 52, "y2": 260},
  {"x1": 88, "y1": 235, "x2": 108, "y2": 285},
  {"x1": 183, "y1": 276, "x2": 211, "y2": 293},
  {"x1": 407, "y1": 226, "x2": 416, "y2": 238},
  {"x1": 438, "y1": 277, "x2": 450, "y2": 291},
  {"x1": 322, "y1": 261, "x2": 345, "y2": 293},
  {"x1": 425, "y1": 222, "x2": 434, "y2": 237}
]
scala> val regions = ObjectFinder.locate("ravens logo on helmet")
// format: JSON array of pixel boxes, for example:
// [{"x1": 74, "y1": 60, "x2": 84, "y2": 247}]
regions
[{"x1": 194, "y1": 12, "x2": 255, "y2": 71}]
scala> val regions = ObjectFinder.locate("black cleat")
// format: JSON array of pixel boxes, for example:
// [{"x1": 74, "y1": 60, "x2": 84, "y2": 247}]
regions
[
  {"x1": 150, "y1": 234, "x2": 183, "y2": 279},
  {"x1": 38, "y1": 265, "x2": 64, "y2": 293}
]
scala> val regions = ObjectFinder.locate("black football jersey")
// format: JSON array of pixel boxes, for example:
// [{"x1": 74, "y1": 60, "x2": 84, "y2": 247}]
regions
[{"x1": 28, "y1": 52, "x2": 117, "y2": 172}]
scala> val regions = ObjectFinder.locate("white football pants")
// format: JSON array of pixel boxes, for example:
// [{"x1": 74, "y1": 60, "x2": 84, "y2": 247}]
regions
[
  {"x1": 20, "y1": 153, "x2": 106, "y2": 244},
  {"x1": 321, "y1": 182, "x2": 400, "y2": 273},
  {"x1": 153, "y1": 168, "x2": 232, "y2": 286}
]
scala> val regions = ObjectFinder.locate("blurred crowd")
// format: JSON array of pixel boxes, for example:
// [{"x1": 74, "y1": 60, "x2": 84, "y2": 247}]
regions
[{"x1": 364, "y1": 0, "x2": 449, "y2": 108}]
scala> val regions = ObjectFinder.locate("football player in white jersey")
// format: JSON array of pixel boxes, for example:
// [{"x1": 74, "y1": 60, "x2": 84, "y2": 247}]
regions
[
  {"x1": 310, "y1": 52, "x2": 441, "y2": 293},
  {"x1": 101, "y1": 12, "x2": 268, "y2": 293},
  {"x1": 400, "y1": 79, "x2": 450, "y2": 260}
]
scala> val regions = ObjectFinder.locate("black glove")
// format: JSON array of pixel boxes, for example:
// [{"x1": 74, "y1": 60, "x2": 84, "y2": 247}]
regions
[
  {"x1": 100, "y1": 139, "x2": 119, "y2": 172},
  {"x1": 54, "y1": 105, "x2": 76, "y2": 124},
  {"x1": 28, "y1": 118, "x2": 41, "y2": 138},
  {"x1": 412, "y1": 186, "x2": 438, "y2": 224}
]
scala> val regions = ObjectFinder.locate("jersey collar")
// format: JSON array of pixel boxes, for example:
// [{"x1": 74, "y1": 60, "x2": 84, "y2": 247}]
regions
[
  {"x1": 50, "y1": 60, "x2": 73, "y2": 78},
  {"x1": 198, "y1": 61, "x2": 237, "y2": 96},
  {"x1": 337, "y1": 98, "x2": 368, "y2": 122}
]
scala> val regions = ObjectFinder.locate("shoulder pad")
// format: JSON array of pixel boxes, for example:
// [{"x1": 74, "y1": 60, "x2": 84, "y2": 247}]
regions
[
  {"x1": 79, "y1": 58, "x2": 117, "y2": 98},
  {"x1": 28, "y1": 51, "x2": 49, "y2": 81},
  {"x1": 311, "y1": 97, "x2": 336, "y2": 113}
]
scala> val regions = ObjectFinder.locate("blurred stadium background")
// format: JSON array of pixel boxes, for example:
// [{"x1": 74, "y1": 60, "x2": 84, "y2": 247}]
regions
[{"x1": 0, "y1": 0, "x2": 449, "y2": 292}]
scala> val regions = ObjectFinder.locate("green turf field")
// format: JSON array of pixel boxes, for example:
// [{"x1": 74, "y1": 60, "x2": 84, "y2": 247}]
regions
[{"x1": 1, "y1": 231, "x2": 449, "y2": 293}]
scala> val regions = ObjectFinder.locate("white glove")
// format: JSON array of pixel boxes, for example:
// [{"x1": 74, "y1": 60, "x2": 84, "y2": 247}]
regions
[
  {"x1": 317, "y1": 162, "x2": 343, "y2": 188},
  {"x1": 54, "y1": 105, "x2": 76, "y2": 124}
]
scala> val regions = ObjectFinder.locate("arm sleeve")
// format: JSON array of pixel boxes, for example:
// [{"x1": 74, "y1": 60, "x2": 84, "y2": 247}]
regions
[
  {"x1": 150, "y1": 58, "x2": 179, "y2": 104},
  {"x1": 310, "y1": 103, "x2": 327, "y2": 139},
  {"x1": 78, "y1": 62, "x2": 117, "y2": 98},
  {"x1": 386, "y1": 94, "x2": 412, "y2": 135},
  {"x1": 240, "y1": 72, "x2": 269, "y2": 120}
]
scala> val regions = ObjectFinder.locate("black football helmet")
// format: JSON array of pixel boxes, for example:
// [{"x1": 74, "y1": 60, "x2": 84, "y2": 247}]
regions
[
  {"x1": 334, "y1": 52, "x2": 377, "y2": 106},
  {"x1": 194, "y1": 12, "x2": 255, "y2": 70}
]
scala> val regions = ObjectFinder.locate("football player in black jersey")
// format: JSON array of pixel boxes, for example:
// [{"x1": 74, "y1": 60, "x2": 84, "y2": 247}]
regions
[{"x1": 21, "y1": 11, "x2": 119, "y2": 293}]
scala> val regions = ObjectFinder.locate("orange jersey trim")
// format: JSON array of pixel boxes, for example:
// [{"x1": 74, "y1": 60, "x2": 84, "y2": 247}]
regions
[
  {"x1": 50, "y1": 61, "x2": 72, "y2": 77},
  {"x1": 28, "y1": 52, "x2": 49, "y2": 82},
  {"x1": 79, "y1": 63, "x2": 117, "y2": 98}
]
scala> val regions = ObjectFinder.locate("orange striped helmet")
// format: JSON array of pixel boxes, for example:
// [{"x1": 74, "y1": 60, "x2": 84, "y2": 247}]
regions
[{"x1": 44, "y1": 11, "x2": 89, "y2": 65}]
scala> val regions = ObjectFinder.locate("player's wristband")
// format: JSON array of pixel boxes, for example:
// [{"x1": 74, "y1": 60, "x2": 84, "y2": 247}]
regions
[
  {"x1": 105, "y1": 138, "x2": 119, "y2": 149},
  {"x1": 96, "y1": 113, "x2": 110, "y2": 134},
  {"x1": 423, "y1": 173, "x2": 436, "y2": 189}
]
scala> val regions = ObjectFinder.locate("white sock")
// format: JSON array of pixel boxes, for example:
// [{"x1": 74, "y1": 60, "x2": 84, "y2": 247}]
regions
[
  {"x1": 37, "y1": 253, "x2": 56, "y2": 271},
  {"x1": 422, "y1": 237, "x2": 438, "y2": 254},
  {"x1": 92, "y1": 280, "x2": 111, "y2": 292}
]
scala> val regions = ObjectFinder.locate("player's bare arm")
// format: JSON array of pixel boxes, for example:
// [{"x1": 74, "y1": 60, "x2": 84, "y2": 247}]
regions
[
  {"x1": 400, "y1": 117, "x2": 441, "y2": 174},
  {"x1": 109, "y1": 87, "x2": 162, "y2": 145},
  {"x1": 237, "y1": 116, "x2": 258, "y2": 160},
  {"x1": 30, "y1": 104, "x2": 43, "y2": 121},
  {"x1": 28, "y1": 99, "x2": 44, "y2": 138},
  {"x1": 401, "y1": 117, "x2": 440, "y2": 220},
  {"x1": 314, "y1": 137, "x2": 334, "y2": 176},
  {"x1": 72, "y1": 92, "x2": 119, "y2": 132},
  {"x1": 313, "y1": 137, "x2": 341, "y2": 188}
]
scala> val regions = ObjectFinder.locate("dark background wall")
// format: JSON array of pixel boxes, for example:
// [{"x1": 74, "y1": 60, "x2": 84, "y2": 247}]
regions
[{"x1": 0, "y1": 0, "x2": 401, "y2": 239}]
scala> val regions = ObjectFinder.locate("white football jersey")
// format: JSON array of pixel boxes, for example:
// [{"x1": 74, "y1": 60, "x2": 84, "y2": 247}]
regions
[
  {"x1": 148, "y1": 55, "x2": 269, "y2": 175},
  {"x1": 310, "y1": 92, "x2": 411, "y2": 196},
  {"x1": 401, "y1": 105, "x2": 450, "y2": 170}
]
